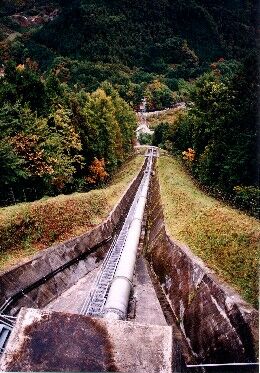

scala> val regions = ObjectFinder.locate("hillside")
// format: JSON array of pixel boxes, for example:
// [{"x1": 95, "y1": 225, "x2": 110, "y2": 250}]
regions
[
  {"x1": 39, "y1": 0, "x2": 256, "y2": 61},
  {"x1": 0, "y1": 1, "x2": 257, "y2": 76}
]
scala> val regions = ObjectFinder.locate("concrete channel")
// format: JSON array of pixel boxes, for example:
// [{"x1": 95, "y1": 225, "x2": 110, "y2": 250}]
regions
[{"x1": 0, "y1": 148, "x2": 258, "y2": 372}]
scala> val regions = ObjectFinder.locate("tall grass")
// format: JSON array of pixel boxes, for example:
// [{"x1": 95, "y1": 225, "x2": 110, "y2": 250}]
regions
[{"x1": 158, "y1": 155, "x2": 259, "y2": 308}]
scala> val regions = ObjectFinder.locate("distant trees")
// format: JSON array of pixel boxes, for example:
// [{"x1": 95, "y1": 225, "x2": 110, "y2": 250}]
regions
[
  {"x1": 30, "y1": 0, "x2": 255, "y2": 68},
  {"x1": 2, "y1": 0, "x2": 253, "y2": 115},
  {"x1": 139, "y1": 133, "x2": 153, "y2": 145},
  {"x1": 152, "y1": 122, "x2": 171, "y2": 148},
  {"x1": 0, "y1": 61, "x2": 48, "y2": 114}
]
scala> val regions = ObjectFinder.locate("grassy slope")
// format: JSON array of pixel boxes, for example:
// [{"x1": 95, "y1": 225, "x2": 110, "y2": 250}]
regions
[
  {"x1": 0, "y1": 155, "x2": 144, "y2": 271},
  {"x1": 158, "y1": 155, "x2": 259, "y2": 308}
]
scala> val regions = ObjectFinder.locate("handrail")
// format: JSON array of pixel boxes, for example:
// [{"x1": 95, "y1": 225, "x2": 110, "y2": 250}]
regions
[{"x1": 187, "y1": 363, "x2": 259, "y2": 367}]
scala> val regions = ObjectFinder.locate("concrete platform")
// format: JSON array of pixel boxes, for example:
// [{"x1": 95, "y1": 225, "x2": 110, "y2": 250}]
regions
[
  {"x1": 0, "y1": 308, "x2": 173, "y2": 372},
  {"x1": 44, "y1": 265, "x2": 101, "y2": 314}
]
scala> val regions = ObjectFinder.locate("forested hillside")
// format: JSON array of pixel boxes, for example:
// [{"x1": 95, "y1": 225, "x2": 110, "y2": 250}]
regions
[
  {"x1": 46, "y1": 1, "x2": 256, "y2": 61},
  {"x1": 0, "y1": 0, "x2": 258, "y2": 214},
  {"x1": 1, "y1": 0, "x2": 257, "y2": 86},
  {"x1": 8, "y1": 0, "x2": 257, "y2": 60}
]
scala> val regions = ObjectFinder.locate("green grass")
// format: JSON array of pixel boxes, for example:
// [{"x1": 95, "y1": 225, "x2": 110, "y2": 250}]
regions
[
  {"x1": 158, "y1": 154, "x2": 259, "y2": 308},
  {"x1": 0, "y1": 155, "x2": 144, "y2": 271}
]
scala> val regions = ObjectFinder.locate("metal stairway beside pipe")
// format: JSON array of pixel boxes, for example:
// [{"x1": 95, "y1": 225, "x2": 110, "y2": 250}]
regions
[
  {"x1": 81, "y1": 146, "x2": 157, "y2": 319},
  {"x1": 103, "y1": 148, "x2": 155, "y2": 320}
]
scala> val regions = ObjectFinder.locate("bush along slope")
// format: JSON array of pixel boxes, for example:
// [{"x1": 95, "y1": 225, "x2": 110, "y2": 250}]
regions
[{"x1": 0, "y1": 61, "x2": 137, "y2": 206}]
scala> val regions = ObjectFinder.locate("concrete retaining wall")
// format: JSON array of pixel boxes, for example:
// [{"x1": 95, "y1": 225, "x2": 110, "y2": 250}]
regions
[
  {"x1": 145, "y1": 166, "x2": 258, "y2": 364},
  {"x1": 0, "y1": 161, "x2": 146, "y2": 315}
]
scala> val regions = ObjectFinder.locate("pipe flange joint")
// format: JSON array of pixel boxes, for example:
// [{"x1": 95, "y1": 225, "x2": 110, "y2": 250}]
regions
[
  {"x1": 112, "y1": 275, "x2": 133, "y2": 288},
  {"x1": 103, "y1": 307, "x2": 126, "y2": 320}
]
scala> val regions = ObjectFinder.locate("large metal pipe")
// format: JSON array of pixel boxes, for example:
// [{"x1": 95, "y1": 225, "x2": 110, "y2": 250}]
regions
[{"x1": 103, "y1": 150, "x2": 154, "y2": 320}]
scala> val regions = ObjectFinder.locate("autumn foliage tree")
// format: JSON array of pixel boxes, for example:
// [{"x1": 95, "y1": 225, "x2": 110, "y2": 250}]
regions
[
  {"x1": 76, "y1": 86, "x2": 136, "y2": 175},
  {"x1": 0, "y1": 62, "x2": 136, "y2": 205},
  {"x1": 85, "y1": 158, "x2": 108, "y2": 185}
]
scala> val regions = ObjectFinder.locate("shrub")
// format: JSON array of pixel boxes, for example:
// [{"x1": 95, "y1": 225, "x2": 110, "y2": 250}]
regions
[
  {"x1": 152, "y1": 122, "x2": 170, "y2": 148},
  {"x1": 138, "y1": 133, "x2": 153, "y2": 145},
  {"x1": 233, "y1": 186, "x2": 260, "y2": 218}
]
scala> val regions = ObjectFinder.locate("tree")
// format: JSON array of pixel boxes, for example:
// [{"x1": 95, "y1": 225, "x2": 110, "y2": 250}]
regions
[
  {"x1": 139, "y1": 133, "x2": 153, "y2": 145},
  {"x1": 85, "y1": 158, "x2": 109, "y2": 185},
  {"x1": 101, "y1": 82, "x2": 136, "y2": 155},
  {"x1": 152, "y1": 122, "x2": 170, "y2": 148},
  {"x1": 171, "y1": 53, "x2": 258, "y2": 199},
  {"x1": 0, "y1": 140, "x2": 27, "y2": 191},
  {"x1": 144, "y1": 80, "x2": 174, "y2": 110},
  {"x1": 0, "y1": 61, "x2": 48, "y2": 114},
  {"x1": 0, "y1": 102, "x2": 84, "y2": 198}
]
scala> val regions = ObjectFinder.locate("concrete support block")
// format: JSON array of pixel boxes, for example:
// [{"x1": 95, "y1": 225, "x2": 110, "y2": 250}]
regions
[{"x1": 0, "y1": 308, "x2": 173, "y2": 373}]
